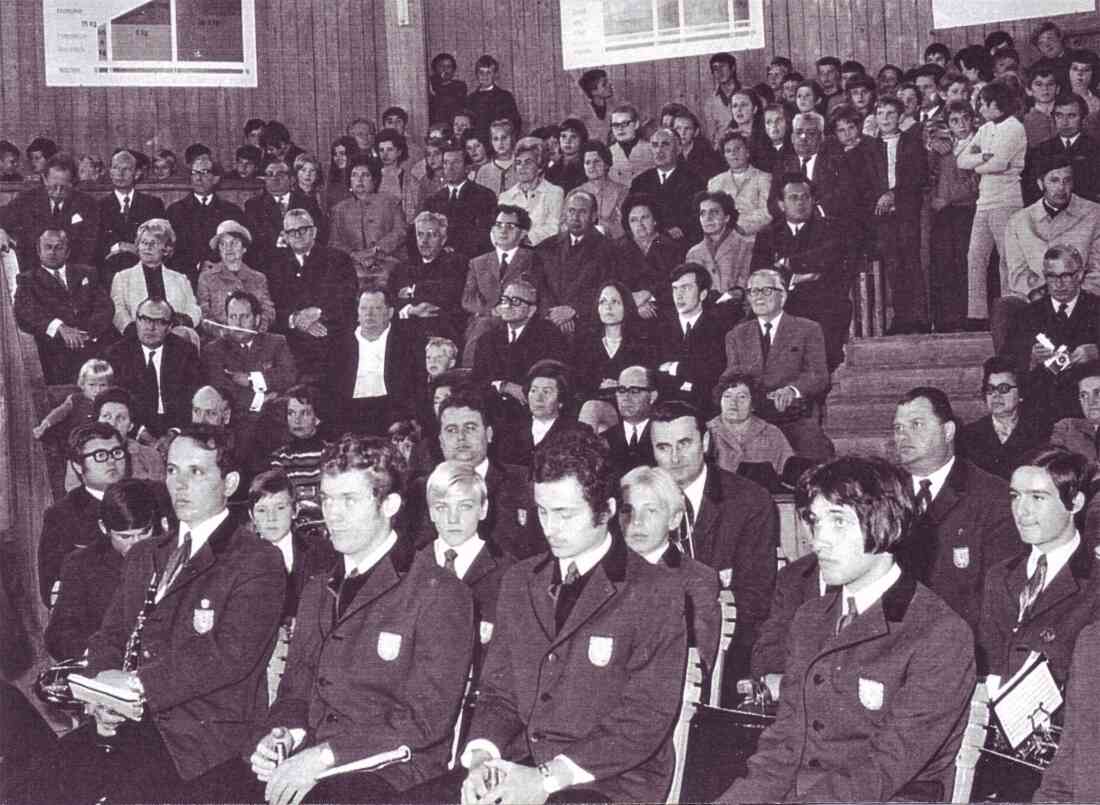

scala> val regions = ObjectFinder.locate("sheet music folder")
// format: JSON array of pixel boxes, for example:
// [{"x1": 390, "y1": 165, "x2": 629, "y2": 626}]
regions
[
  {"x1": 68, "y1": 673, "x2": 144, "y2": 720},
  {"x1": 988, "y1": 651, "x2": 1063, "y2": 749}
]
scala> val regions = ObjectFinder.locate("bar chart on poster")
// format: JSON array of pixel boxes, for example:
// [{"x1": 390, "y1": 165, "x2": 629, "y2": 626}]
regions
[
  {"x1": 560, "y1": 0, "x2": 765, "y2": 70},
  {"x1": 931, "y1": 0, "x2": 1095, "y2": 29},
  {"x1": 43, "y1": 0, "x2": 257, "y2": 87}
]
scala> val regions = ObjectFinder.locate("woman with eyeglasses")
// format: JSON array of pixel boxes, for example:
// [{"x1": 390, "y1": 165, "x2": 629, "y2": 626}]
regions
[
  {"x1": 110, "y1": 218, "x2": 202, "y2": 333},
  {"x1": 571, "y1": 280, "x2": 655, "y2": 403},
  {"x1": 44, "y1": 478, "x2": 165, "y2": 661},
  {"x1": 956, "y1": 356, "x2": 1047, "y2": 479}
]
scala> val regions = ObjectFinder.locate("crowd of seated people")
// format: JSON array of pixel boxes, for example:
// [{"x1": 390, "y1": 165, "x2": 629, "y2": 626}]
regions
[{"x1": 5, "y1": 21, "x2": 1100, "y2": 804}]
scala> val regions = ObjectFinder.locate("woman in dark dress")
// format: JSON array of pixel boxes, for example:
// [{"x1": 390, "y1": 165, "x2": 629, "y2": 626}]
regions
[
  {"x1": 617, "y1": 193, "x2": 688, "y2": 325},
  {"x1": 572, "y1": 280, "x2": 655, "y2": 404}
]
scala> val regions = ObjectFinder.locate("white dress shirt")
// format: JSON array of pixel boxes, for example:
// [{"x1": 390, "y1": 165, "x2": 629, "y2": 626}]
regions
[
  {"x1": 352, "y1": 325, "x2": 390, "y2": 398},
  {"x1": 911, "y1": 456, "x2": 955, "y2": 502},
  {"x1": 432, "y1": 536, "x2": 486, "y2": 580}
]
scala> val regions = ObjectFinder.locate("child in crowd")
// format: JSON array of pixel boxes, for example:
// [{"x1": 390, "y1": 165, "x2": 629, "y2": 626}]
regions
[{"x1": 32, "y1": 358, "x2": 112, "y2": 441}]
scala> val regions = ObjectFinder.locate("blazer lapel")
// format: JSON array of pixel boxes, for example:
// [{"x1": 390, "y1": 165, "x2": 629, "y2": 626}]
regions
[
  {"x1": 553, "y1": 563, "x2": 618, "y2": 646},
  {"x1": 1031, "y1": 543, "x2": 1092, "y2": 620},
  {"x1": 527, "y1": 557, "x2": 558, "y2": 641},
  {"x1": 692, "y1": 467, "x2": 723, "y2": 558},
  {"x1": 335, "y1": 555, "x2": 402, "y2": 625},
  {"x1": 464, "y1": 542, "x2": 496, "y2": 587}
]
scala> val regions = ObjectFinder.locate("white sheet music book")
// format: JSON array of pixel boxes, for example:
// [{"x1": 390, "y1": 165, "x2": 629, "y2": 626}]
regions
[
  {"x1": 68, "y1": 673, "x2": 144, "y2": 720},
  {"x1": 990, "y1": 652, "x2": 1063, "y2": 749},
  {"x1": 315, "y1": 745, "x2": 411, "y2": 779}
]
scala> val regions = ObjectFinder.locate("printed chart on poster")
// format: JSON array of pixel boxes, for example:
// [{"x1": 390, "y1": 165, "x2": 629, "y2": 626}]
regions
[
  {"x1": 561, "y1": 0, "x2": 765, "y2": 70},
  {"x1": 43, "y1": 0, "x2": 257, "y2": 87},
  {"x1": 931, "y1": 0, "x2": 1095, "y2": 30}
]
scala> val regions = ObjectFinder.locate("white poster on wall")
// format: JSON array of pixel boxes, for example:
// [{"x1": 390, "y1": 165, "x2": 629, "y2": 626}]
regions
[
  {"x1": 561, "y1": 0, "x2": 765, "y2": 70},
  {"x1": 932, "y1": 0, "x2": 1096, "y2": 30},
  {"x1": 43, "y1": 0, "x2": 257, "y2": 87}
]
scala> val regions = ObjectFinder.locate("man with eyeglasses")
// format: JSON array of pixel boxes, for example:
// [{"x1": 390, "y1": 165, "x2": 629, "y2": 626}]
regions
[
  {"x1": 268, "y1": 208, "x2": 358, "y2": 385},
  {"x1": 1049, "y1": 364, "x2": 1100, "y2": 462},
  {"x1": 604, "y1": 365, "x2": 658, "y2": 477},
  {"x1": 106, "y1": 297, "x2": 202, "y2": 438},
  {"x1": 724, "y1": 267, "x2": 834, "y2": 460},
  {"x1": 165, "y1": 152, "x2": 245, "y2": 280},
  {"x1": 608, "y1": 103, "x2": 656, "y2": 187},
  {"x1": 244, "y1": 156, "x2": 326, "y2": 269},
  {"x1": 37, "y1": 421, "x2": 129, "y2": 607},
  {"x1": 1005, "y1": 242, "x2": 1100, "y2": 430}
]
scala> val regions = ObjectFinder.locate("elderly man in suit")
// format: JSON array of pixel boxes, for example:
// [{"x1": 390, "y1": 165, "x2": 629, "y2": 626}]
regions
[
  {"x1": 422, "y1": 141, "x2": 497, "y2": 263},
  {"x1": 892, "y1": 387, "x2": 1018, "y2": 633},
  {"x1": 751, "y1": 173, "x2": 852, "y2": 371},
  {"x1": 407, "y1": 430, "x2": 686, "y2": 804},
  {"x1": 629, "y1": 127, "x2": 706, "y2": 245},
  {"x1": 604, "y1": 365, "x2": 658, "y2": 478},
  {"x1": 724, "y1": 267, "x2": 834, "y2": 460},
  {"x1": 0, "y1": 154, "x2": 100, "y2": 268},
  {"x1": 14, "y1": 227, "x2": 115, "y2": 384},
  {"x1": 328, "y1": 283, "x2": 419, "y2": 437},
  {"x1": 651, "y1": 399, "x2": 779, "y2": 695},
  {"x1": 165, "y1": 153, "x2": 245, "y2": 282},
  {"x1": 721, "y1": 456, "x2": 975, "y2": 804},
  {"x1": 238, "y1": 436, "x2": 473, "y2": 805},
  {"x1": 96, "y1": 149, "x2": 166, "y2": 287},
  {"x1": 268, "y1": 208, "x2": 358, "y2": 386},
  {"x1": 392, "y1": 211, "x2": 467, "y2": 344},
  {"x1": 105, "y1": 298, "x2": 203, "y2": 437},
  {"x1": 9, "y1": 427, "x2": 285, "y2": 804},
  {"x1": 244, "y1": 157, "x2": 326, "y2": 270},
  {"x1": 778, "y1": 112, "x2": 859, "y2": 226}
]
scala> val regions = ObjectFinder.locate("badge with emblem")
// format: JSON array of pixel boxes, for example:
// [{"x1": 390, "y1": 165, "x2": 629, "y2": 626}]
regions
[
  {"x1": 377, "y1": 631, "x2": 402, "y2": 661},
  {"x1": 719, "y1": 568, "x2": 733, "y2": 588},
  {"x1": 193, "y1": 598, "x2": 215, "y2": 634},
  {"x1": 588, "y1": 635, "x2": 614, "y2": 667},
  {"x1": 858, "y1": 677, "x2": 885, "y2": 711},
  {"x1": 953, "y1": 546, "x2": 970, "y2": 569},
  {"x1": 1040, "y1": 627, "x2": 1056, "y2": 644},
  {"x1": 479, "y1": 621, "x2": 494, "y2": 644},
  {"x1": 517, "y1": 509, "x2": 527, "y2": 526}
]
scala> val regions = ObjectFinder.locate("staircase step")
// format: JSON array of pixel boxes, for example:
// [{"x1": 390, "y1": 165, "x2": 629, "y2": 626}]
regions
[
  {"x1": 831, "y1": 365, "x2": 986, "y2": 398},
  {"x1": 842, "y1": 333, "x2": 994, "y2": 369}
]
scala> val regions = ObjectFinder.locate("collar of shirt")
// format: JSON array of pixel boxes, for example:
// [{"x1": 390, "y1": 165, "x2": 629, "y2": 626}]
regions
[
  {"x1": 658, "y1": 168, "x2": 675, "y2": 182},
  {"x1": 1052, "y1": 294, "x2": 1080, "y2": 317},
  {"x1": 570, "y1": 234, "x2": 585, "y2": 247},
  {"x1": 641, "y1": 542, "x2": 671, "y2": 565},
  {"x1": 179, "y1": 508, "x2": 231, "y2": 556},
  {"x1": 1043, "y1": 200, "x2": 1069, "y2": 219},
  {"x1": 1027, "y1": 532, "x2": 1080, "y2": 591},
  {"x1": 625, "y1": 418, "x2": 650, "y2": 443},
  {"x1": 532, "y1": 416, "x2": 556, "y2": 444},
  {"x1": 142, "y1": 345, "x2": 161, "y2": 365},
  {"x1": 507, "y1": 322, "x2": 527, "y2": 341},
  {"x1": 682, "y1": 464, "x2": 708, "y2": 525},
  {"x1": 343, "y1": 529, "x2": 398, "y2": 577},
  {"x1": 560, "y1": 531, "x2": 613, "y2": 579},
  {"x1": 433, "y1": 536, "x2": 486, "y2": 579},
  {"x1": 474, "y1": 458, "x2": 490, "y2": 480},
  {"x1": 295, "y1": 250, "x2": 312, "y2": 267},
  {"x1": 85, "y1": 485, "x2": 106, "y2": 501},
  {"x1": 496, "y1": 246, "x2": 519, "y2": 262},
  {"x1": 1064, "y1": 134, "x2": 1080, "y2": 148},
  {"x1": 274, "y1": 193, "x2": 290, "y2": 205},
  {"x1": 758, "y1": 311, "x2": 783, "y2": 336},
  {"x1": 912, "y1": 455, "x2": 955, "y2": 501},
  {"x1": 270, "y1": 531, "x2": 294, "y2": 573},
  {"x1": 678, "y1": 309, "x2": 703, "y2": 333},
  {"x1": 842, "y1": 561, "x2": 901, "y2": 616},
  {"x1": 114, "y1": 190, "x2": 134, "y2": 205},
  {"x1": 447, "y1": 181, "x2": 467, "y2": 194},
  {"x1": 48, "y1": 264, "x2": 68, "y2": 281},
  {"x1": 991, "y1": 412, "x2": 1019, "y2": 443},
  {"x1": 787, "y1": 221, "x2": 804, "y2": 237},
  {"x1": 193, "y1": 193, "x2": 212, "y2": 205},
  {"x1": 355, "y1": 323, "x2": 391, "y2": 350}
]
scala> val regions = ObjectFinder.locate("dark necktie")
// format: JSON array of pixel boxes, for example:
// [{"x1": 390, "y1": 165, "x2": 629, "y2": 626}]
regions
[
  {"x1": 915, "y1": 479, "x2": 933, "y2": 518},
  {"x1": 443, "y1": 549, "x2": 458, "y2": 576},
  {"x1": 800, "y1": 156, "x2": 811, "y2": 177},
  {"x1": 200, "y1": 195, "x2": 210, "y2": 207},
  {"x1": 336, "y1": 568, "x2": 366, "y2": 619},
  {"x1": 121, "y1": 195, "x2": 130, "y2": 218},
  {"x1": 1055, "y1": 302, "x2": 1069, "y2": 324},
  {"x1": 145, "y1": 349, "x2": 160, "y2": 414},
  {"x1": 836, "y1": 596, "x2": 858, "y2": 635},
  {"x1": 499, "y1": 252, "x2": 508, "y2": 276},
  {"x1": 450, "y1": 187, "x2": 459, "y2": 203},
  {"x1": 683, "y1": 320, "x2": 693, "y2": 342},
  {"x1": 553, "y1": 562, "x2": 581, "y2": 632},
  {"x1": 628, "y1": 426, "x2": 639, "y2": 448},
  {"x1": 279, "y1": 195, "x2": 289, "y2": 214},
  {"x1": 761, "y1": 321, "x2": 772, "y2": 364},
  {"x1": 51, "y1": 269, "x2": 67, "y2": 292},
  {"x1": 1018, "y1": 554, "x2": 1047, "y2": 622},
  {"x1": 158, "y1": 533, "x2": 192, "y2": 597},
  {"x1": 659, "y1": 171, "x2": 667, "y2": 186},
  {"x1": 678, "y1": 495, "x2": 696, "y2": 559}
]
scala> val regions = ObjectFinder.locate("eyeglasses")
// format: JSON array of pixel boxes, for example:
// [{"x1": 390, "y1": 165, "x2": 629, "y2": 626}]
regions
[
  {"x1": 136, "y1": 315, "x2": 171, "y2": 326},
  {"x1": 284, "y1": 225, "x2": 315, "y2": 238},
  {"x1": 498, "y1": 295, "x2": 534, "y2": 307},
  {"x1": 1043, "y1": 270, "x2": 1080, "y2": 283},
  {"x1": 81, "y1": 447, "x2": 126, "y2": 463},
  {"x1": 264, "y1": 170, "x2": 290, "y2": 178},
  {"x1": 611, "y1": 121, "x2": 635, "y2": 128},
  {"x1": 492, "y1": 221, "x2": 520, "y2": 230},
  {"x1": 615, "y1": 386, "x2": 652, "y2": 396},
  {"x1": 747, "y1": 287, "x2": 783, "y2": 298},
  {"x1": 190, "y1": 168, "x2": 213, "y2": 177},
  {"x1": 983, "y1": 383, "x2": 1017, "y2": 395}
]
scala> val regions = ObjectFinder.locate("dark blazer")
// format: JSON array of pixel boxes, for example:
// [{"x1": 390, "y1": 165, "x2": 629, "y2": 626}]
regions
[
  {"x1": 978, "y1": 538, "x2": 1100, "y2": 683},
  {"x1": 471, "y1": 316, "x2": 569, "y2": 386},
  {"x1": 267, "y1": 245, "x2": 359, "y2": 375},
  {"x1": 604, "y1": 419, "x2": 655, "y2": 479},
  {"x1": 660, "y1": 543, "x2": 721, "y2": 677},
  {"x1": 283, "y1": 530, "x2": 337, "y2": 623},
  {"x1": 105, "y1": 332, "x2": 203, "y2": 435},
  {"x1": 86, "y1": 515, "x2": 286, "y2": 781},
  {"x1": 0, "y1": 185, "x2": 100, "y2": 267},
  {"x1": 391, "y1": 248, "x2": 468, "y2": 341},
  {"x1": 328, "y1": 323, "x2": 420, "y2": 428},
  {"x1": 471, "y1": 539, "x2": 687, "y2": 803},
  {"x1": 243, "y1": 190, "x2": 327, "y2": 269},
  {"x1": 617, "y1": 234, "x2": 687, "y2": 307},
  {"x1": 723, "y1": 574, "x2": 975, "y2": 804},
  {"x1": 165, "y1": 193, "x2": 245, "y2": 279},
  {"x1": 1003, "y1": 291, "x2": 1100, "y2": 429},
  {"x1": 629, "y1": 165, "x2": 707, "y2": 244},
  {"x1": 956, "y1": 414, "x2": 1049, "y2": 480},
  {"x1": 570, "y1": 327, "x2": 656, "y2": 399},
  {"x1": 776, "y1": 148, "x2": 859, "y2": 224},
  {"x1": 1034, "y1": 620, "x2": 1100, "y2": 802},
  {"x1": 44, "y1": 537, "x2": 123, "y2": 660},
  {"x1": 200, "y1": 332, "x2": 297, "y2": 416},
  {"x1": 724, "y1": 313, "x2": 830, "y2": 399},
  {"x1": 750, "y1": 552, "x2": 824, "y2": 677},
  {"x1": 681, "y1": 141, "x2": 726, "y2": 180},
  {"x1": 754, "y1": 141, "x2": 796, "y2": 175},
  {"x1": 535, "y1": 229, "x2": 622, "y2": 328},
  {"x1": 1023, "y1": 132, "x2": 1100, "y2": 205},
  {"x1": 654, "y1": 305, "x2": 729, "y2": 413},
  {"x1": 96, "y1": 190, "x2": 166, "y2": 265},
  {"x1": 495, "y1": 415, "x2": 590, "y2": 468},
  {"x1": 264, "y1": 539, "x2": 474, "y2": 792},
  {"x1": 857, "y1": 130, "x2": 929, "y2": 216},
  {"x1": 465, "y1": 85, "x2": 521, "y2": 134},
  {"x1": 895, "y1": 458, "x2": 1018, "y2": 633},
  {"x1": 422, "y1": 181, "x2": 498, "y2": 262},
  {"x1": 462, "y1": 247, "x2": 543, "y2": 319},
  {"x1": 544, "y1": 158, "x2": 587, "y2": 194},
  {"x1": 13, "y1": 263, "x2": 116, "y2": 383},
  {"x1": 36, "y1": 485, "x2": 102, "y2": 606}
]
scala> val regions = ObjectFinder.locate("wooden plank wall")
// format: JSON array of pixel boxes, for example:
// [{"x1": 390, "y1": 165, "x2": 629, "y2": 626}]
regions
[
  {"x1": 424, "y1": 0, "x2": 1099, "y2": 132},
  {"x1": 0, "y1": 0, "x2": 393, "y2": 169}
]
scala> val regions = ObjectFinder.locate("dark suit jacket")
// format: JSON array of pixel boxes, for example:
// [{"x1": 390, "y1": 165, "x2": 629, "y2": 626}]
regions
[
  {"x1": 604, "y1": 419, "x2": 655, "y2": 479},
  {"x1": 776, "y1": 148, "x2": 859, "y2": 224},
  {"x1": 200, "y1": 332, "x2": 297, "y2": 416},
  {"x1": 328, "y1": 324, "x2": 420, "y2": 428},
  {"x1": 535, "y1": 229, "x2": 622, "y2": 328},
  {"x1": 724, "y1": 313, "x2": 830, "y2": 399},
  {"x1": 391, "y1": 248, "x2": 468, "y2": 341},
  {"x1": 244, "y1": 190, "x2": 327, "y2": 269},
  {"x1": 86, "y1": 515, "x2": 286, "y2": 781},
  {"x1": 44, "y1": 537, "x2": 123, "y2": 660},
  {"x1": 1003, "y1": 290, "x2": 1100, "y2": 428},
  {"x1": 654, "y1": 305, "x2": 729, "y2": 413},
  {"x1": 978, "y1": 538, "x2": 1100, "y2": 682},
  {"x1": 724, "y1": 574, "x2": 975, "y2": 804},
  {"x1": 895, "y1": 458, "x2": 1018, "y2": 633},
  {"x1": 165, "y1": 193, "x2": 245, "y2": 279},
  {"x1": 1023, "y1": 132, "x2": 1100, "y2": 205},
  {"x1": 682, "y1": 141, "x2": 726, "y2": 180},
  {"x1": 616, "y1": 234, "x2": 687, "y2": 305},
  {"x1": 0, "y1": 186, "x2": 100, "y2": 267},
  {"x1": 750, "y1": 552, "x2": 824, "y2": 677},
  {"x1": 629, "y1": 165, "x2": 707, "y2": 244},
  {"x1": 422, "y1": 181, "x2": 498, "y2": 262},
  {"x1": 471, "y1": 539, "x2": 687, "y2": 802},
  {"x1": 570, "y1": 327, "x2": 655, "y2": 399},
  {"x1": 284, "y1": 530, "x2": 337, "y2": 623},
  {"x1": 956, "y1": 414, "x2": 1049, "y2": 480},
  {"x1": 465, "y1": 85, "x2": 521, "y2": 134},
  {"x1": 471, "y1": 316, "x2": 569, "y2": 386},
  {"x1": 36, "y1": 485, "x2": 102, "y2": 606},
  {"x1": 13, "y1": 263, "x2": 115, "y2": 383},
  {"x1": 267, "y1": 245, "x2": 359, "y2": 374},
  {"x1": 754, "y1": 141, "x2": 796, "y2": 175},
  {"x1": 96, "y1": 190, "x2": 166, "y2": 266},
  {"x1": 265, "y1": 539, "x2": 473, "y2": 792},
  {"x1": 495, "y1": 416, "x2": 590, "y2": 468},
  {"x1": 857, "y1": 130, "x2": 929, "y2": 216},
  {"x1": 462, "y1": 247, "x2": 543, "y2": 319},
  {"x1": 660, "y1": 543, "x2": 721, "y2": 677},
  {"x1": 105, "y1": 332, "x2": 203, "y2": 434}
]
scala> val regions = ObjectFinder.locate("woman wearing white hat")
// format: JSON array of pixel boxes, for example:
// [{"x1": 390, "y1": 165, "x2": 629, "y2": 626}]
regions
[{"x1": 197, "y1": 220, "x2": 276, "y2": 335}]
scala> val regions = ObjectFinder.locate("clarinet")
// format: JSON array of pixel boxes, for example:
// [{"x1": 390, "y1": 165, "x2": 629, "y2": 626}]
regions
[{"x1": 122, "y1": 574, "x2": 159, "y2": 673}]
